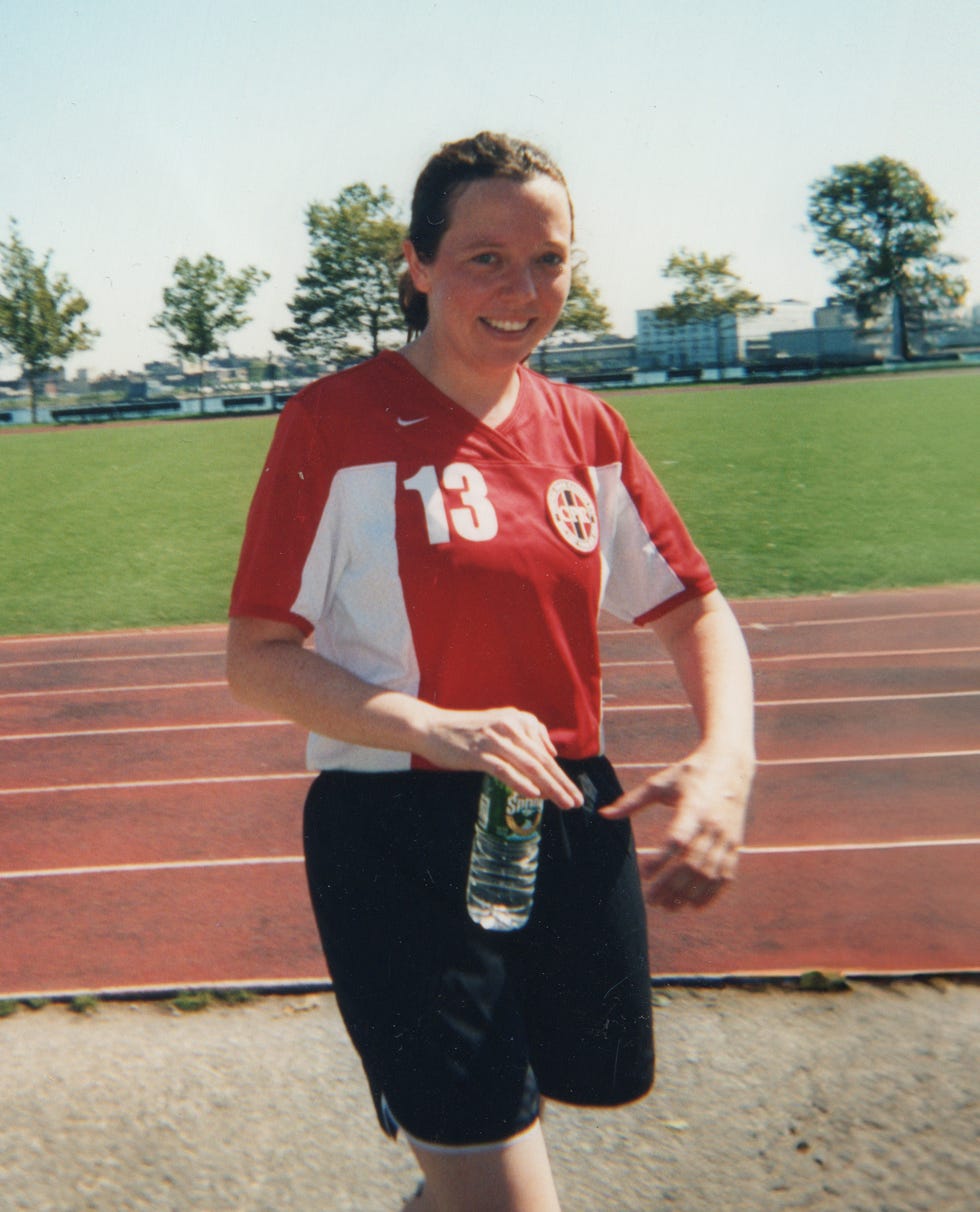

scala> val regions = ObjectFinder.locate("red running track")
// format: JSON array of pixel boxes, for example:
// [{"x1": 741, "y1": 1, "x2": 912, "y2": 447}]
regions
[{"x1": 1, "y1": 585, "x2": 978, "y2": 998}]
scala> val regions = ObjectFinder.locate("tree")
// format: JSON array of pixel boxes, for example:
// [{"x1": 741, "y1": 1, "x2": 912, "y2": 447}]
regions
[
  {"x1": 276, "y1": 184, "x2": 406, "y2": 367},
  {"x1": 553, "y1": 264, "x2": 613, "y2": 340},
  {"x1": 654, "y1": 249, "x2": 770, "y2": 370},
  {"x1": 0, "y1": 221, "x2": 98, "y2": 422},
  {"x1": 655, "y1": 249, "x2": 770, "y2": 326},
  {"x1": 535, "y1": 263, "x2": 613, "y2": 374},
  {"x1": 807, "y1": 157, "x2": 967, "y2": 360},
  {"x1": 152, "y1": 254, "x2": 269, "y2": 378}
]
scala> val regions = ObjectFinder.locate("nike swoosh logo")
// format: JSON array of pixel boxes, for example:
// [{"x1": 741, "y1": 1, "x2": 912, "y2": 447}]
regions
[{"x1": 397, "y1": 416, "x2": 427, "y2": 427}]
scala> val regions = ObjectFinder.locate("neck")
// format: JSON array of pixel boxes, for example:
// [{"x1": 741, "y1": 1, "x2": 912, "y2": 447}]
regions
[{"x1": 399, "y1": 335, "x2": 521, "y2": 427}]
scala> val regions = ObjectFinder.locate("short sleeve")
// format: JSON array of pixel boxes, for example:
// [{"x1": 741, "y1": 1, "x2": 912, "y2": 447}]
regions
[{"x1": 229, "y1": 394, "x2": 334, "y2": 635}]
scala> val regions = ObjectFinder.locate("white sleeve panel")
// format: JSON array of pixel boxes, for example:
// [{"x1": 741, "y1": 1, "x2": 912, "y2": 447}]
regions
[
  {"x1": 293, "y1": 463, "x2": 420, "y2": 772},
  {"x1": 590, "y1": 463, "x2": 685, "y2": 623}
]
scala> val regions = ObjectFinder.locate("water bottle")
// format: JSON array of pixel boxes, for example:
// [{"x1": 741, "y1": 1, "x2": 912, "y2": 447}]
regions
[{"x1": 466, "y1": 775, "x2": 544, "y2": 931}]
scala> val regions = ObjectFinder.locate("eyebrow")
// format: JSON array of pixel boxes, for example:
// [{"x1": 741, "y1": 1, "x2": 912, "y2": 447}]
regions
[{"x1": 457, "y1": 235, "x2": 569, "y2": 252}]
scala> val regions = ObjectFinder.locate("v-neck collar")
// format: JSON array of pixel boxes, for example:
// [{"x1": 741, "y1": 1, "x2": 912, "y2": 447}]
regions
[{"x1": 379, "y1": 350, "x2": 533, "y2": 461}]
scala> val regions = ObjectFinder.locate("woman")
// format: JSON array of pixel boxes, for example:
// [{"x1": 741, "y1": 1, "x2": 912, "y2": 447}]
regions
[{"x1": 227, "y1": 131, "x2": 755, "y2": 1212}]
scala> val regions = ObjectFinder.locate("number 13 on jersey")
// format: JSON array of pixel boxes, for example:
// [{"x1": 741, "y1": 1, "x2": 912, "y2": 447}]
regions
[{"x1": 404, "y1": 463, "x2": 499, "y2": 545}]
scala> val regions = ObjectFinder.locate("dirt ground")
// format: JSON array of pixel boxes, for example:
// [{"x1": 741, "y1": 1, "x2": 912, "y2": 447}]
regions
[{"x1": 1, "y1": 979, "x2": 976, "y2": 1212}]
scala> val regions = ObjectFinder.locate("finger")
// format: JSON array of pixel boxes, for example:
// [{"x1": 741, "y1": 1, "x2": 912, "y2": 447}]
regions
[
  {"x1": 680, "y1": 829, "x2": 719, "y2": 877},
  {"x1": 519, "y1": 751, "x2": 583, "y2": 809},
  {"x1": 488, "y1": 748, "x2": 582, "y2": 810},
  {"x1": 682, "y1": 825, "x2": 742, "y2": 882},
  {"x1": 502, "y1": 716, "x2": 581, "y2": 807},
  {"x1": 718, "y1": 843, "x2": 741, "y2": 881},
  {"x1": 600, "y1": 770, "x2": 677, "y2": 819}
]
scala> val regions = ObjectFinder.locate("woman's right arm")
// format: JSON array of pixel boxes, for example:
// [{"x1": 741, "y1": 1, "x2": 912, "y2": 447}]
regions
[{"x1": 226, "y1": 616, "x2": 582, "y2": 808}]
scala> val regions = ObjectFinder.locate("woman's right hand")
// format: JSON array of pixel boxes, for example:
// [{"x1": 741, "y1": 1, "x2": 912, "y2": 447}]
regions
[
  {"x1": 227, "y1": 618, "x2": 581, "y2": 808},
  {"x1": 416, "y1": 705, "x2": 583, "y2": 809}
]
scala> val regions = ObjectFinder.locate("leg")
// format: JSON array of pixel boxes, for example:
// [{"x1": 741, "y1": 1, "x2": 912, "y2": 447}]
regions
[{"x1": 406, "y1": 1120, "x2": 562, "y2": 1212}]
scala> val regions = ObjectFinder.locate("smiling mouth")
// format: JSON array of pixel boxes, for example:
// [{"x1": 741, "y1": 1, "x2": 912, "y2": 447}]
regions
[{"x1": 482, "y1": 318, "x2": 534, "y2": 334}]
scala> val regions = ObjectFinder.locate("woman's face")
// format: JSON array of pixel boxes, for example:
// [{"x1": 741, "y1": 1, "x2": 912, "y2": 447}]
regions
[{"x1": 404, "y1": 173, "x2": 573, "y2": 377}]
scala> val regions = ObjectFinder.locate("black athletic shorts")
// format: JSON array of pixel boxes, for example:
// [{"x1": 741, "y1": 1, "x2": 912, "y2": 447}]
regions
[{"x1": 302, "y1": 756, "x2": 655, "y2": 1148}]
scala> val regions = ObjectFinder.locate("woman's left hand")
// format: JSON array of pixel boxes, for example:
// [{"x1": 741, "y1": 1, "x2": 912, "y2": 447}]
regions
[{"x1": 601, "y1": 747, "x2": 754, "y2": 910}]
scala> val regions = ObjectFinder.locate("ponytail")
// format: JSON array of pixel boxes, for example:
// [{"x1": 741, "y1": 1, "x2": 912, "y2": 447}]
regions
[{"x1": 399, "y1": 268, "x2": 428, "y2": 339}]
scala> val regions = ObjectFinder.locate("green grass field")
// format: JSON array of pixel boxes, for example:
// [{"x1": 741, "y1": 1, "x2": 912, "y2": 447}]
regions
[{"x1": 0, "y1": 370, "x2": 976, "y2": 635}]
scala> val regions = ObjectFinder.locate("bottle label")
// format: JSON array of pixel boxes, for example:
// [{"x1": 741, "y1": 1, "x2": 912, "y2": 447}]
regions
[{"x1": 479, "y1": 778, "x2": 543, "y2": 840}]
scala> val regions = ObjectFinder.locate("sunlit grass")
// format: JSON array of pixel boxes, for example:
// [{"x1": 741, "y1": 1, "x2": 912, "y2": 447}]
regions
[
  {"x1": 1, "y1": 370, "x2": 976, "y2": 635},
  {"x1": 610, "y1": 370, "x2": 979, "y2": 598}
]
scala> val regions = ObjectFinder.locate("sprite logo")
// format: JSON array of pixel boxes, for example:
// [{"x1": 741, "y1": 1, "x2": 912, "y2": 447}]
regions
[
  {"x1": 504, "y1": 795, "x2": 542, "y2": 836},
  {"x1": 480, "y1": 779, "x2": 543, "y2": 839}
]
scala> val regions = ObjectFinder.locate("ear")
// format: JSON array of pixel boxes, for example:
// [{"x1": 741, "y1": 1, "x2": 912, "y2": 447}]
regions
[{"x1": 402, "y1": 239, "x2": 432, "y2": 294}]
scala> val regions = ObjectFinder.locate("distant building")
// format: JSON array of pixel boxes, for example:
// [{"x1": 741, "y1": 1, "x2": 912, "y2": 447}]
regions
[
  {"x1": 813, "y1": 300, "x2": 858, "y2": 329},
  {"x1": 528, "y1": 336, "x2": 635, "y2": 380},
  {"x1": 635, "y1": 312, "x2": 738, "y2": 372},
  {"x1": 765, "y1": 326, "x2": 879, "y2": 364},
  {"x1": 744, "y1": 298, "x2": 880, "y2": 369},
  {"x1": 143, "y1": 360, "x2": 183, "y2": 379}
]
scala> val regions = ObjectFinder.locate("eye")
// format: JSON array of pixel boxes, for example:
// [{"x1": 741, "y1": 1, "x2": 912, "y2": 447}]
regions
[
  {"x1": 471, "y1": 252, "x2": 499, "y2": 266},
  {"x1": 539, "y1": 252, "x2": 567, "y2": 268}
]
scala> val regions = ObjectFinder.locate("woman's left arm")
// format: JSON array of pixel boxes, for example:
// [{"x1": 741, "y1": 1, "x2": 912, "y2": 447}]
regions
[{"x1": 601, "y1": 589, "x2": 756, "y2": 909}]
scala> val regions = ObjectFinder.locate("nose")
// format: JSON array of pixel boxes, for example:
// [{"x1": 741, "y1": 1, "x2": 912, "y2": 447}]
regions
[{"x1": 500, "y1": 261, "x2": 536, "y2": 302}]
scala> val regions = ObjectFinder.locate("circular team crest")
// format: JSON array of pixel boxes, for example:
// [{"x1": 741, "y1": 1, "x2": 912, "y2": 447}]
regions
[{"x1": 546, "y1": 479, "x2": 599, "y2": 553}]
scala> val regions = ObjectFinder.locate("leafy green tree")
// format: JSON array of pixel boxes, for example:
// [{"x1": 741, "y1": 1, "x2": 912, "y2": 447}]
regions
[
  {"x1": 654, "y1": 249, "x2": 770, "y2": 326},
  {"x1": 807, "y1": 157, "x2": 967, "y2": 360},
  {"x1": 152, "y1": 254, "x2": 269, "y2": 378},
  {"x1": 0, "y1": 222, "x2": 98, "y2": 422},
  {"x1": 276, "y1": 184, "x2": 406, "y2": 367},
  {"x1": 653, "y1": 249, "x2": 770, "y2": 370}
]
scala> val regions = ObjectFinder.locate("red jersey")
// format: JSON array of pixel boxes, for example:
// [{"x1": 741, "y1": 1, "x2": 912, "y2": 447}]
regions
[{"x1": 230, "y1": 352, "x2": 714, "y2": 771}]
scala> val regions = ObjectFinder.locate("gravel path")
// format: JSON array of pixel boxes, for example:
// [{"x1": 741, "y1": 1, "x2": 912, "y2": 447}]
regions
[{"x1": 1, "y1": 981, "x2": 976, "y2": 1211}]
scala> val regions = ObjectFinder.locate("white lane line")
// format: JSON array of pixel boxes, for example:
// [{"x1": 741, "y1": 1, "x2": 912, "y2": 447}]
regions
[
  {"x1": 740, "y1": 609, "x2": 980, "y2": 630},
  {"x1": 4, "y1": 603, "x2": 973, "y2": 650},
  {"x1": 2, "y1": 750, "x2": 979, "y2": 798},
  {"x1": 757, "y1": 749, "x2": 980, "y2": 767},
  {"x1": 0, "y1": 625, "x2": 227, "y2": 647},
  {"x1": 602, "y1": 689, "x2": 980, "y2": 712},
  {"x1": 0, "y1": 649, "x2": 224, "y2": 671},
  {"x1": 599, "y1": 609, "x2": 980, "y2": 638},
  {"x1": 5, "y1": 688, "x2": 977, "y2": 743},
  {"x1": 742, "y1": 838, "x2": 980, "y2": 855},
  {"x1": 6, "y1": 836, "x2": 978, "y2": 884},
  {"x1": 5, "y1": 648, "x2": 975, "y2": 696},
  {"x1": 600, "y1": 693, "x2": 973, "y2": 707},
  {"x1": 752, "y1": 690, "x2": 980, "y2": 707},
  {"x1": 6, "y1": 641, "x2": 977, "y2": 676},
  {"x1": 2, "y1": 748, "x2": 978, "y2": 799},
  {"x1": 603, "y1": 646, "x2": 980, "y2": 668},
  {"x1": 617, "y1": 749, "x2": 980, "y2": 772},
  {"x1": 0, "y1": 680, "x2": 226, "y2": 701},
  {"x1": 0, "y1": 772, "x2": 311, "y2": 796},
  {"x1": 1, "y1": 719, "x2": 295, "y2": 742},
  {"x1": 636, "y1": 837, "x2": 980, "y2": 858},
  {"x1": 0, "y1": 855, "x2": 304, "y2": 881}
]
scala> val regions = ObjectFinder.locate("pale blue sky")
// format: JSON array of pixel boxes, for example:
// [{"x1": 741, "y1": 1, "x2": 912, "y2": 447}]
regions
[{"x1": 3, "y1": 0, "x2": 977, "y2": 375}]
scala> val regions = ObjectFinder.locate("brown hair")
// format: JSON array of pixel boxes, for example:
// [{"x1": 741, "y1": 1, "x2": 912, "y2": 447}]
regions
[{"x1": 400, "y1": 131, "x2": 573, "y2": 336}]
